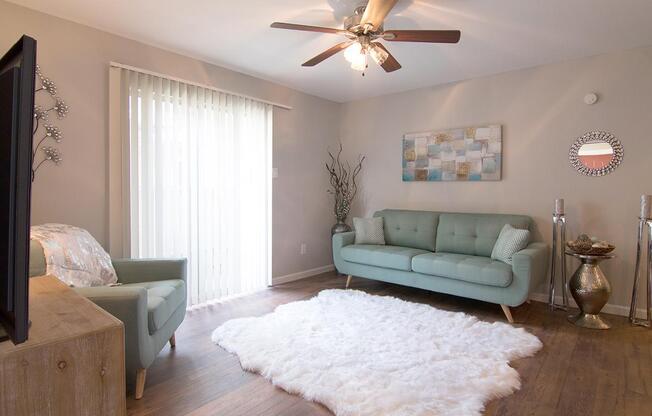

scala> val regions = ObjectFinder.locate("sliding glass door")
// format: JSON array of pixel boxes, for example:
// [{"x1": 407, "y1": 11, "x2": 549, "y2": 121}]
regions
[{"x1": 120, "y1": 69, "x2": 272, "y2": 307}]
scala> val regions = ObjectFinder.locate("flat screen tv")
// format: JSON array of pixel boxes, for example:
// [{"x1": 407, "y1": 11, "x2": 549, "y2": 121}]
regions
[{"x1": 0, "y1": 36, "x2": 36, "y2": 345}]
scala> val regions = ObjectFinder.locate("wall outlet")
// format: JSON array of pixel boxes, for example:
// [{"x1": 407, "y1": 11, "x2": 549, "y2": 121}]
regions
[
  {"x1": 272, "y1": 167, "x2": 278, "y2": 178},
  {"x1": 300, "y1": 243, "x2": 307, "y2": 255}
]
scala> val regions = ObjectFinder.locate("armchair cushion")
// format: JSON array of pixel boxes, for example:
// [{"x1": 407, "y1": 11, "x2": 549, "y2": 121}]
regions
[{"x1": 122, "y1": 279, "x2": 186, "y2": 334}]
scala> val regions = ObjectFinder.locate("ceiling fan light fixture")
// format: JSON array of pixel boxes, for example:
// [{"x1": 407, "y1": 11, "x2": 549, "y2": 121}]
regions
[
  {"x1": 369, "y1": 43, "x2": 389, "y2": 65},
  {"x1": 343, "y1": 42, "x2": 363, "y2": 63},
  {"x1": 350, "y1": 53, "x2": 367, "y2": 71}
]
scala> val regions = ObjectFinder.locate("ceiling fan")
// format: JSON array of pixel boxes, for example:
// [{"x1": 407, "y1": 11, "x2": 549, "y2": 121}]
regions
[{"x1": 270, "y1": 0, "x2": 461, "y2": 74}]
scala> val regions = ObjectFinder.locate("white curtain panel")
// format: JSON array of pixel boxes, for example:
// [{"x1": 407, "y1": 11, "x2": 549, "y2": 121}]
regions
[{"x1": 119, "y1": 69, "x2": 272, "y2": 306}]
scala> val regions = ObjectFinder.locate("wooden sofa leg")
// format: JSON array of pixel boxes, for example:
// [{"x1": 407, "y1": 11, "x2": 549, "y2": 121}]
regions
[
  {"x1": 169, "y1": 333, "x2": 176, "y2": 349},
  {"x1": 345, "y1": 275, "x2": 352, "y2": 289},
  {"x1": 135, "y1": 368, "x2": 147, "y2": 400},
  {"x1": 501, "y1": 305, "x2": 514, "y2": 323}
]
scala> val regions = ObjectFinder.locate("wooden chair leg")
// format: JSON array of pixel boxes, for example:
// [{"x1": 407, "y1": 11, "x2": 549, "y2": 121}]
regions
[
  {"x1": 135, "y1": 368, "x2": 147, "y2": 400},
  {"x1": 345, "y1": 275, "x2": 352, "y2": 289},
  {"x1": 501, "y1": 304, "x2": 514, "y2": 323},
  {"x1": 169, "y1": 333, "x2": 176, "y2": 349}
]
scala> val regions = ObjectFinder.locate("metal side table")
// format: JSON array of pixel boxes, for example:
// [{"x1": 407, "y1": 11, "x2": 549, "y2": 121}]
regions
[{"x1": 565, "y1": 251, "x2": 615, "y2": 330}]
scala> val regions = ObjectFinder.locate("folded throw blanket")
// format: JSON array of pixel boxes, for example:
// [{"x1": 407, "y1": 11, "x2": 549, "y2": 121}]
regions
[{"x1": 30, "y1": 223, "x2": 118, "y2": 287}]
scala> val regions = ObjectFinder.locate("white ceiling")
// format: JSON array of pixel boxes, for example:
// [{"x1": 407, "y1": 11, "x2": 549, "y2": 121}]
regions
[{"x1": 10, "y1": 0, "x2": 652, "y2": 102}]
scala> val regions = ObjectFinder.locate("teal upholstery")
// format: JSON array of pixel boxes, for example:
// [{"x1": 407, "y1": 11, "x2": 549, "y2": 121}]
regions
[
  {"x1": 333, "y1": 210, "x2": 548, "y2": 307},
  {"x1": 29, "y1": 240, "x2": 187, "y2": 393},
  {"x1": 412, "y1": 253, "x2": 513, "y2": 287},
  {"x1": 122, "y1": 279, "x2": 186, "y2": 334},
  {"x1": 29, "y1": 239, "x2": 47, "y2": 277},
  {"x1": 340, "y1": 245, "x2": 429, "y2": 271},
  {"x1": 435, "y1": 213, "x2": 531, "y2": 257},
  {"x1": 374, "y1": 209, "x2": 440, "y2": 251}
]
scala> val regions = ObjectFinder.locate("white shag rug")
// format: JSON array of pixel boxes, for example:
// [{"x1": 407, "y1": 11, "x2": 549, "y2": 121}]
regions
[{"x1": 212, "y1": 289, "x2": 542, "y2": 416}]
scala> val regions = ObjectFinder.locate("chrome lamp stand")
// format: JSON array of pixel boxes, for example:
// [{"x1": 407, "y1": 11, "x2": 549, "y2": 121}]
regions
[
  {"x1": 629, "y1": 216, "x2": 652, "y2": 327},
  {"x1": 549, "y1": 210, "x2": 569, "y2": 310}
]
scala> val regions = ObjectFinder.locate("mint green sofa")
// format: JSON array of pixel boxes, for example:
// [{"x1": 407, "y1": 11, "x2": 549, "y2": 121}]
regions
[
  {"x1": 332, "y1": 209, "x2": 548, "y2": 322},
  {"x1": 29, "y1": 240, "x2": 186, "y2": 399}
]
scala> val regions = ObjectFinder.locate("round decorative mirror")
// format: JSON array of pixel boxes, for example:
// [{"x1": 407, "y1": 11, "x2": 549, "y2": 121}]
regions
[{"x1": 569, "y1": 131, "x2": 623, "y2": 176}]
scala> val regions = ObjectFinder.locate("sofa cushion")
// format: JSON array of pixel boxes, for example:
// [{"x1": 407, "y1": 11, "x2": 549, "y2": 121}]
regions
[
  {"x1": 340, "y1": 245, "x2": 429, "y2": 271},
  {"x1": 122, "y1": 279, "x2": 186, "y2": 334},
  {"x1": 412, "y1": 252, "x2": 513, "y2": 287},
  {"x1": 435, "y1": 213, "x2": 531, "y2": 257},
  {"x1": 373, "y1": 209, "x2": 439, "y2": 251}
]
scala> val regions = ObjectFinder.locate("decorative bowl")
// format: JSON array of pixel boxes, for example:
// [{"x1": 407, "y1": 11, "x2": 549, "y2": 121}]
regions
[{"x1": 566, "y1": 241, "x2": 615, "y2": 255}]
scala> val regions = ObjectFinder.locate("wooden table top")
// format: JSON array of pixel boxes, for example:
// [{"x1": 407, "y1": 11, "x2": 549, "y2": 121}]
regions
[{"x1": 0, "y1": 275, "x2": 123, "y2": 354}]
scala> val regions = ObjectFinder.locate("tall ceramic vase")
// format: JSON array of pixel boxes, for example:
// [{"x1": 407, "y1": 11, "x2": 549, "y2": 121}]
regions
[{"x1": 331, "y1": 218, "x2": 351, "y2": 235}]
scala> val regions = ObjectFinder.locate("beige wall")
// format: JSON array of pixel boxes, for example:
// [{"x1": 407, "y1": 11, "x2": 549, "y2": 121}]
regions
[
  {"x1": 0, "y1": 1, "x2": 339, "y2": 279},
  {"x1": 340, "y1": 46, "x2": 652, "y2": 309},
  {"x1": 4, "y1": 0, "x2": 651, "y2": 309}
]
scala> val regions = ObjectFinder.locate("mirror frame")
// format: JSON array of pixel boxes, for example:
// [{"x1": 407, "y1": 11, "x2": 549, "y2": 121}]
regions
[{"x1": 569, "y1": 131, "x2": 623, "y2": 176}]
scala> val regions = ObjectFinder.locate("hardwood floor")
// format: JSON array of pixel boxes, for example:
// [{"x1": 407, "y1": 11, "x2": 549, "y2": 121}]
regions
[{"x1": 126, "y1": 272, "x2": 652, "y2": 416}]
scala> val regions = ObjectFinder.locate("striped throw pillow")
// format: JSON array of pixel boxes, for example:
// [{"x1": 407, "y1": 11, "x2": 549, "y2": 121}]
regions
[
  {"x1": 353, "y1": 217, "x2": 386, "y2": 245},
  {"x1": 491, "y1": 224, "x2": 530, "y2": 264}
]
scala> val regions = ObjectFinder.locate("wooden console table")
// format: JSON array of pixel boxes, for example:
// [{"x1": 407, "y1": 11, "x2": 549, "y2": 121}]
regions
[{"x1": 0, "y1": 276, "x2": 125, "y2": 415}]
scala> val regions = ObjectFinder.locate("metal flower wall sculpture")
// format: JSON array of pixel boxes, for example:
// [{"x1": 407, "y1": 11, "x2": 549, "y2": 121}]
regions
[
  {"x1": 325, "y1": 143, "x2": 365, "y2": 229},
  {"x1": 32, "y1": 65, "x2": 68, "y2": 180}
]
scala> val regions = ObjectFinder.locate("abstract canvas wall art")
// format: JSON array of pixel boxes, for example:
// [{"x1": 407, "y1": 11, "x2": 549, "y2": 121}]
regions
[{"x1": 402, "y1": 125, "x2": 502, "y2": 182}]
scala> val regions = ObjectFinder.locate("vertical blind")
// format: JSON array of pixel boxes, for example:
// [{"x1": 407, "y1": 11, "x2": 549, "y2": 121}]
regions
[{"x1": 119, "y1": 69, "x2": 272, "y2": 306}]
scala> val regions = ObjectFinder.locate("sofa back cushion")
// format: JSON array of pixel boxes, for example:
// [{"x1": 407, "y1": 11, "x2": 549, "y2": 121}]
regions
[
  {"x1": 435, "y1": 213, "x2": 531, "y2": 257},
  {"x1": 373, "y1": 209, "x2": 439, "y2": 251}
]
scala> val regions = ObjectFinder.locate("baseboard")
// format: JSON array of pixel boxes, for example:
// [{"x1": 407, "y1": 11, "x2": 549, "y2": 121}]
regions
[
  {"x1": 272, "y1": 264, "x2": 335, "y2": 286},
  {"x1": 529, "y1": 292, "x2": 647, "y2": 319}
]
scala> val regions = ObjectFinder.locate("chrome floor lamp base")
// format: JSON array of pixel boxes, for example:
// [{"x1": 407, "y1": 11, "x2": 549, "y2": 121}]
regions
[
  {"x1": 549, "y1": 213, "x2": 569, "y2": 311},
  {"x1": 629, "y1": 217, "x2": 652, "y2": 328}
]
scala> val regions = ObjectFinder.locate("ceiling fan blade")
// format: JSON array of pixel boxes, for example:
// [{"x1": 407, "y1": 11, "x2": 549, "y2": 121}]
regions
[
  {"x1": 383, "y1": 30, "x2": 461, "y2": 43},
  {"x1": 374, "y1": 43, "x2": 401, "y2": 72},
  {"x1": 360, "y1": 0, "x2": 399, "y2": 32},
  {"x1": 271, "y1": 22, "x2": 343, "y2": 34},
  {"x1": 302, "y1": 42, "x2": 353, "y2": 67}
]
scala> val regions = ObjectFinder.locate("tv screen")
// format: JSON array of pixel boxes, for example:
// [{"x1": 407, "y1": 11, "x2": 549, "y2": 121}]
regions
[{"x1": 0, "y1": 35, "x2": 36, "y2": 345}]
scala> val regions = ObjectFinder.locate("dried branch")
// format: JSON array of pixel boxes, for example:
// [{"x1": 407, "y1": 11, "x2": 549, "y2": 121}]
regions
[{"x1": 325, "y1": 143, "x2": 365, "y2": 222}]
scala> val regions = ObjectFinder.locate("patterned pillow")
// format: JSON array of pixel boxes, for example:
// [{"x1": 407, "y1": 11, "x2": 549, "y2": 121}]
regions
[
  {"x1": 491, "y1": 224, "x2": 530, "y2": 264},
  {"x1": 353, "y1": 217, "x2": 386, "y2": 245}
]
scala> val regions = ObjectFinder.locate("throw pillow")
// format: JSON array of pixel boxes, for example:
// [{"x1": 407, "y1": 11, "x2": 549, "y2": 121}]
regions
[
  {"x1": 491, "y1": 224, "x2": 530, "y2": 264},
  {"x1": 353, "y1": 217, "x2": 386, "y2": 245},
  {"x1": 30, "y1": 223, "x2": 118, "y2": 287}
]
